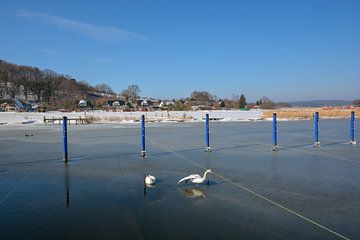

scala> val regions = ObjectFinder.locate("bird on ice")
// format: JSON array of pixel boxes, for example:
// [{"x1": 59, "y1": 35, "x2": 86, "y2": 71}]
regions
[
  {"x1": 177, "y1": 169, "x2": 212, "y2": 185},
  {"x1": 144, "y1": 175, "x2": 156, "y2": 187}
]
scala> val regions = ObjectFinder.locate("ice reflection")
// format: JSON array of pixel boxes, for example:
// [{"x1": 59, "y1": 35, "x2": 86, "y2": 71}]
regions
[
  {"x1": 143, "y1": 183, "x2": 156, "y2": 197},
  {"x1": 178, "y1": 188, "x2": 206, "y2": 199},
  {"x1": 64, "y1": 164, "x2": 70, "y2": 208}
]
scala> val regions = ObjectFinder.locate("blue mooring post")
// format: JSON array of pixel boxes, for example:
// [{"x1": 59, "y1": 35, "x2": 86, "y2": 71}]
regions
[
  {"x1": 314, "y1": 112, "x2": 320, "y2": 148},
  {"x1": 141, "y1": 115, "x2": 146, "y2": 157},
  {"x1": 62, "y1": 116, "x2": 68, "y2": 162},
  {"x1": 350, "y1": 111, "x2": 356, "y2": 145},
  {"x1": 272, "y1": 112, "x2": 279, "y2": 151},
  {"x1": 205, "y1": 113, "x2": 211, "y2": 152}
]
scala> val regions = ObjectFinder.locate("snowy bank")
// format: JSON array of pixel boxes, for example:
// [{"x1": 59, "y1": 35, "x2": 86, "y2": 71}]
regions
[{"x1": 0, "y1": 110, "x2": 263, "y2": 126}]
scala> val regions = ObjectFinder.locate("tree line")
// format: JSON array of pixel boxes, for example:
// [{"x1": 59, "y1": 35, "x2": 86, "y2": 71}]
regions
[
  {"x1": 0, "y1": 60, "x2": 117, "y2": 109},
  {"x1": 2, "y1": 59, "x2": 358, "y2": 111},
  {"x1": 0, "y1": 59, "x2": 272, "y2": 111}
]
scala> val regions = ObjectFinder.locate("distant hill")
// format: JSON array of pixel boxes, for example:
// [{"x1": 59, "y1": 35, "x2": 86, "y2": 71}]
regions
[
  {"x1": 0, "y1": 59, "x2": 117, "y2": 110},
  {"x1": 288, "y1": 100, "x2": 353, "y2": 107}
]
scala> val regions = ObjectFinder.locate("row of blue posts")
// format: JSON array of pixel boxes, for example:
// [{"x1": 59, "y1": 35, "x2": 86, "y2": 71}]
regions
[
  {"x1": 272, "y1": 111, "x2": 357, "y2": 151},
  {"x1": 61, "y1": 112, "x2": 356, "y2": 161},
  {"x1": 61, "y1": 114, "x2": 212, "y2": 161},
  {"x1": 140, "y1": 113, "x2": 211, "y2": 157}
]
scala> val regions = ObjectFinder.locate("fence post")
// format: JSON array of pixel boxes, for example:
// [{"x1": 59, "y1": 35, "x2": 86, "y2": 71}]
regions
[
  {"x1": 205, "y1": 113, "x2": 211, "y2": 152},
  {"x1": 63, "y1": 116, "x2": 68, "y2": 162},
  {"x1": 272, "y1": 113, "x2": 279, "y2": 151},
  {"x1": 350, "y1": 111, "x2": 356, "y2": 145},
  {"x1": 314, "y1": 112, "x2": 320, "y2": 148},
  {"x1": 141, "y1": 115, "x2": 146, "y2": 157}
]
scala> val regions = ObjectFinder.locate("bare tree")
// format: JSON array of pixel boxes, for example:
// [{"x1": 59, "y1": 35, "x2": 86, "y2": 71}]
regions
[
  {"x1": 190, "y1": 91, "x2": 213, "y2": 105},
  {"x1": 95, "y1": 83, "x2": 114, "y2": 94},
  {"x1": 122, "y1": 84, "x2": 141, "y2": 105},
  {"x1": 353, "y1": 99, "x2": 360, "y2": 106},
  {"x1": 260, "y1": 96, "x2": 276, "y2": 109},
  {"x1": 5, "y1": 72, "x2": 21, "y2": 98}
]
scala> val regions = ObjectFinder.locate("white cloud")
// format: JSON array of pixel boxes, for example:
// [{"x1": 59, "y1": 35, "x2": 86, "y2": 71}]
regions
[
  {"x1": 40, "y1": 48, "x2": 61, "y2": 55},
  {"x1": 16, "y1": 10, "x2": 146, "y2": 43},
  {"x1": 40, "y1": 48, "x2": 113, "y2": 63}
]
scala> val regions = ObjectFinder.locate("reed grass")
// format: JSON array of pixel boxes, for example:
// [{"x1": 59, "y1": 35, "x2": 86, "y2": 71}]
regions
[{"x1": 263, "y1": 108, "x2": 360, "y2": 120}]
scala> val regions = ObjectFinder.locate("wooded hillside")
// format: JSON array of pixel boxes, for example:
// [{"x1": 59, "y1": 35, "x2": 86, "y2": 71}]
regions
[{"x1": 0, "y1": 60, "x2": 100, "y2": 109}]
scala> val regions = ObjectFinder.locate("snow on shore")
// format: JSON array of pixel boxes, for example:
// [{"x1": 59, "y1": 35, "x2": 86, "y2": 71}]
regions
[{"x1": 0, "y1": 110, "x2": 263, "y2": 126}]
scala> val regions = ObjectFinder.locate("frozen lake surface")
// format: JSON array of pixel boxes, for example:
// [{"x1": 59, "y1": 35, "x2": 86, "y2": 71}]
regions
[{"x1": 0, "y1": 120, "x2": 359, "y2": 239}]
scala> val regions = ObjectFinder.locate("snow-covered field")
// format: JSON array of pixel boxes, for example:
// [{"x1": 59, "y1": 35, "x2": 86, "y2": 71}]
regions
[{"x1": 0, "y1": 110, "x2": 263, "y2": 126}]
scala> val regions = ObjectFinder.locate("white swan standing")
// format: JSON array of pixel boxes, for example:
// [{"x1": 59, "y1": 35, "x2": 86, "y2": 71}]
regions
[
  {"x1": 177, "y1": 169, "x2": 212, "y2": 185},
  {"x1": 144, "y1": 175, "x2": 156, "y2": 187}
]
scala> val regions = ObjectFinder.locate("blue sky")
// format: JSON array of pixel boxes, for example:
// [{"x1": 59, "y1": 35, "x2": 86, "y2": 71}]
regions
[{"x1": 0, "y1": 0, "x2": 359, "y2": 101}]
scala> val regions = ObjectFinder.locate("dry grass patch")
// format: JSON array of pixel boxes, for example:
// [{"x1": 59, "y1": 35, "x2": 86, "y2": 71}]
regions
[{"x1": 263, "y1": 108, "x2": 360, "y2": 120}]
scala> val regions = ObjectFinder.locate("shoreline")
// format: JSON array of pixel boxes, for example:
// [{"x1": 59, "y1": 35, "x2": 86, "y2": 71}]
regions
[
  {"x1": 1, "y1": 108, "x2": 358, "y2": 126},
  {"x1": 0, "y1": 110, "x2": 263, "y2": 126}
]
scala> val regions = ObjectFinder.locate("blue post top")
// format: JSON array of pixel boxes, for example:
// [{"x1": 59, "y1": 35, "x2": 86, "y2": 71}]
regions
[
  {"x1": 273, "y1": 112, "x2": 277, "y2": 127},
  {"x1": 141, "y1": 115, "x2": 145, "y2": 132},
  {"x1": 314, "y1": 112, "x2": 319, "y2": 128},
  {"x1": 63, "y1": 116, "x2": 67, "y2": 130},
  {"x1": 273, "y1": 113, "x2": 277, "y2": 135},
  {"x1": 205, "y1": 113, "x2": 209, "y2": 134}
]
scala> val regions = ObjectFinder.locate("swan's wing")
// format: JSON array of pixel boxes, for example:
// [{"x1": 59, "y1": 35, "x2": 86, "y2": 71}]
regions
[{"x1": 177, "y1": 174, "x2": 201, "y2": 184}]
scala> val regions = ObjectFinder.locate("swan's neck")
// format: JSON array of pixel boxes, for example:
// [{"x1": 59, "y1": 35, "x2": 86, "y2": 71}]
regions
[{"x1": 202, "y1": 170, "x2": 211, "y2": 179}]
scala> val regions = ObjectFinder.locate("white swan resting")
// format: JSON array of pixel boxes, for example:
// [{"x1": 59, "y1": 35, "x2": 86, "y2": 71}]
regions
[
  {"x1": 177, "y1": 169, "x2": 212, "y2": 185},
  {"x1": 145, "y1": 175, "x2": 156, "y2": 186}
]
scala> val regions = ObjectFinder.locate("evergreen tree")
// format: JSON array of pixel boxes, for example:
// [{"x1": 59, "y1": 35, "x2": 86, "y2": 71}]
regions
[{"x1": 238, "y1": 94, "x2": 247, "y2": 109}]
